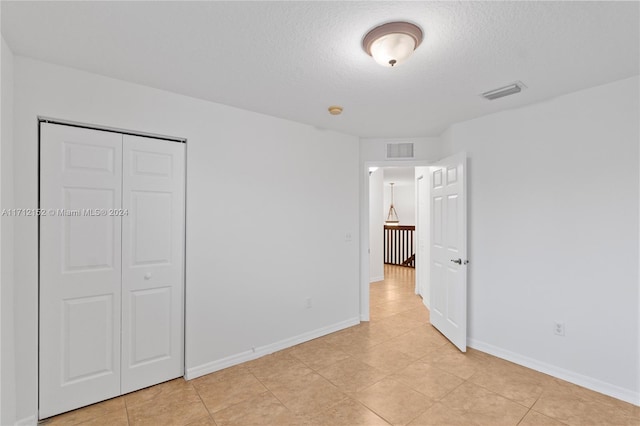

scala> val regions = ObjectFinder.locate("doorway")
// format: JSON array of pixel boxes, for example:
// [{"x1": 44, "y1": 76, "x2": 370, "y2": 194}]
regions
[
  {"x1": 368, "y1": 166, "x2": 427, "y2": 301},
  {"x1": 362, "y1": 154, "x2": 468, "y2": 352}
]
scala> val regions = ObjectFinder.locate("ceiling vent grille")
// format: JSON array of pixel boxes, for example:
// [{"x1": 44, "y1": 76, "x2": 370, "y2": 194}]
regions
[
  {"x1": 482, "y1": 81, "x2": 526, "y2": 100},
  {"x1": 386, "y1": 142, "x2": 414, "y2": 159}
]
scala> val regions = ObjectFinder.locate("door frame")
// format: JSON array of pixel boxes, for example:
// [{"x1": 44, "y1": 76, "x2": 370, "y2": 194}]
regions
[
  {"x1": 415, "y1": 172, "x2": 429, "y2": 305},
  {"x1": 360, "y1": 159, "x2": 432, "y2": 321},
  {"x1": 36, "y1": 117, "x2": 188, "y2": 417}
]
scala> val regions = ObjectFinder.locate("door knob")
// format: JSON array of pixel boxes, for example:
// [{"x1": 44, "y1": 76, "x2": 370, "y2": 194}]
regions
[
  {"x1": 144, "y1": 272, "x2": 152, "y2": 280},
  {"x1": 450, "y1": 258, "x2": 462, "y2": 265}
]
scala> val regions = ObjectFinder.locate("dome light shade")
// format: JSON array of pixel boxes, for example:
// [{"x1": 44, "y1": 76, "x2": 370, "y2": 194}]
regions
[{"x1": 363, "y1": 22, "x2": 423, "y2": 67}]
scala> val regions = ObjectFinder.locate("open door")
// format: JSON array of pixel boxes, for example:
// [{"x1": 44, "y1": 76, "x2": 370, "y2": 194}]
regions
[{"x1": 429, "y1": 153, "x2": 467, "y2": 352}]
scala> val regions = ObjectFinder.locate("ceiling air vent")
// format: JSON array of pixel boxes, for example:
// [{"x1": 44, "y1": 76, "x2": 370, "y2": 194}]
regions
[
  {"x1": 482, "y1": 81, "x2": 526, "y2": 100},
  {"x1": 386, "y1": 142, "x2": 414, "y2": 159}
]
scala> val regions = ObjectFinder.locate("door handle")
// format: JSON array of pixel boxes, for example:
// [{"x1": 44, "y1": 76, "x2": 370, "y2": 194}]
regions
[
  {"x1": 450, "y1": 258, "x2": 462, "y2": 265},
  {"x1": 144, "y1": 272, "x2": 152, "y2": 280}
]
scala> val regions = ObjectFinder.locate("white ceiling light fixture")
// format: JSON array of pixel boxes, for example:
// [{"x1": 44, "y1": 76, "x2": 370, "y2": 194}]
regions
[
  {"x1": 385, "y1": 183, "x2": 400, "y2": 225},
  {"x1": 363, "y1": 21, "x2": 423, "y2": 67}
]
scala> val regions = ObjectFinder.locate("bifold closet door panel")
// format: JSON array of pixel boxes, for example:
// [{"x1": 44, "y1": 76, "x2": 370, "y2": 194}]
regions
[
  {"x1": 39, "y1": 124, "x2": 123, "y2": 418},
  {"x1": 121, "y1": 134, "x2": 185, "y2": 394}
]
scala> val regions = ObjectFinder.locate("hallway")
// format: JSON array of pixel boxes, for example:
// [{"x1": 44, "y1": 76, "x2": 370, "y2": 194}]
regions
[{"x1": 42, "y1": 266, "x2": 639, "y2": 425}]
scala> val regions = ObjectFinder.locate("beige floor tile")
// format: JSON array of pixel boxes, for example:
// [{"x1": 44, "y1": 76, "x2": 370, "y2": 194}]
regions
[
  {"x1": 259, "y1": 369, "x2": 322, "y2": 397},
  {"x1": 316, "y1": 356, "x2": 388, "y2": 393},
  {"x1": 332, "y1": 334, "x2": 390, "y2": 356},
  {"x1": 316, "y1": 327, "x2": 358, "y2": 347},
  {"x1": 193, "y1": 372, "x2": 267, "y2": 413},
  {"x1": 468, "y1": 359, "x2": 550, "y2": 407},
  {"x1": 404, "y1": 325, "x2": 450, "y2": 348},
  {"x1": 42, "y1": 396, "x2": 126, "y2": 425},
  {"x1": 193, "y1": 364, "x2": 251, "y2": 384},
  {"x1": 185, "y1": 415, "x2": 218, "y2": 425},
  {"x1": 212, "y1": 391, "x2": 304, "y2": 425},
  {"x1": 407, "y1": 402, "x2": 465, "y2": 426},
  {"x1": 409, "y1": 401, "x2": 517, "y2": 426},
  {"x1": 426, "y1": 344, "x2": 491, "y2": 380},
  {"x1": 375, "y1": 316, "x2": 425, "y2": 337},
  {"x1": 247, "y1": 352, "x2": 314, "y2": 381},
  {"x1": 378, "y1": 332, "x2": 442, "y2": 359},
  {"x1": 352, "y1": 322, "x2": 400, "y2": 342},
  {"x1": 263, "y1": 372, "x2": 348, "y2": 417},
  {"x1": 126, "y1": 392, "x2": 210, "y2": 426},
  {"x1": 76, "y1": 406, "x2": 129, "y2": 426},
  {"x1": 370, "y1": 305, "x2": 402, "y2": 320},
  {"x1": 391, "y1": 359, "x2": 464, "y2": 400},
  {"x1": 398, "y1": 307, "x2": 430, "y2": 324},
  {"x1": 379, "y1": 300, "x2": 421, "y2": 316},
  {"x1": 532, "y1": 380, "x2": 639, "y2": 425},
  {"x1": 409, "y1": 382, "x2": 528, "y2": 426},
  {"x1": 310, "y1": 397, "x2": 390, "y2": 426},
  {"x1": 355, "y1": 345, "x2": 418, "y2": 374},
  {"x1": 354, "y1": 378, "x2": 433, "y2": 425},
  {"x1": 125, "y1": 378, "x2": 197, "y2": 409},
  {"x1": 546, "y1": 378, "x2": 640, "y2": 416},
  {"x1": 439, "y1": 381, "x2": 529, "y2": 422},
  {"x1": 288, "y1": 340, "x2": 351, "y2": 371},
  {"x1": 369, "y1": 299, "x2": 389, "y2": 309},
  {"x1": 518, "y1": 410, "x2": 568, "y2": 425}
]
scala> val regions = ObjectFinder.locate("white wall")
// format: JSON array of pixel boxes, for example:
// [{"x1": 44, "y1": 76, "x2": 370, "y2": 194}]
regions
[
  {"x1": 1, "y1": 35, "x2": 17, "y2": 426},
  {"x1": 368, "y1": 168, "x2": 384, "y2": 282},
  {"x1": 443, "y1": 76, "x2": 640, "y2": 404},
  {"x1": 382, "y1": 180, "x2": 415, "y2": 226},
  {"x1": 12, "y1": 57, "x2": 361, "y2": 421}
]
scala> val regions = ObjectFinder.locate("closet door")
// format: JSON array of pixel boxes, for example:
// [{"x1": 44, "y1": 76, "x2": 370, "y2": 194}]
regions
[
  {"x1": 121, "y1": 134, "x2": 185, "y2": 393},
  {"x1": 39, "y1": 124, "x2": 122, "y2": 418}
]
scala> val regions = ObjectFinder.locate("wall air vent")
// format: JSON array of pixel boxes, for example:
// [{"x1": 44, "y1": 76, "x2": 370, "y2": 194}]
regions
[
  {"x1": 386, "y1": 142, "x2": 414, "y2": 159},
  {"x1": 482, "y1": 81, "x2": 526, "y2": 100}
]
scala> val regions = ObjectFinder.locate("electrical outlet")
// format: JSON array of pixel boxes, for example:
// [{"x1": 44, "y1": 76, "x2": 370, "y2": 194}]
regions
[
  {"x1": 554, "y1": 322, "x2": 565, "y2": 336},
  {"x1": 345, "y1": 232, "x2": 352, "y2": 242},
  {"x1": 305, "y1": 298, "x2": 312, "y2": 309}
]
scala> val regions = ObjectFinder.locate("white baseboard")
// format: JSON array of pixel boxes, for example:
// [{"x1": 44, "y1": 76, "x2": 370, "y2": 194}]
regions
[
  {"x1": 369, "y1": 276, "x2": 384, "y2": 283},
  {"x1": 468, "y1": 338, "x2": 640, "y2": 407},
  {"x1": 15, "y1": 414, "x2": 37, "y2": 426},
  {"x1": 186, "y1": 317, "x2": 361, "y2": 380}
]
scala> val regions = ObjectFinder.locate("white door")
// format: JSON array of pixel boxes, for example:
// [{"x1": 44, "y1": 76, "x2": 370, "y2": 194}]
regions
[
  {"x1": 40, "y1": 124, "x2": 186, "y2": 418},
  {"x1": 429, "y1": 153, "x2": 467, "y2": 352},
  {"x1": 121, "y1": 134, "x2": 185, "y2": 393},
  {"x1": 40, "y1": 124, "x2": 123, "y2": 418}
]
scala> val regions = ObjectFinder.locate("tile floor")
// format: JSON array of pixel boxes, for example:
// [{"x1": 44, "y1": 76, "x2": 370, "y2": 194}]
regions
[{"x1": 42, "y1": 265, "x2": 640, "y2": 425}]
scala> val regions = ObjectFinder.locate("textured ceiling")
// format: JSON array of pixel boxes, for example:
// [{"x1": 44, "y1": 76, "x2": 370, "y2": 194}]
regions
[{"x1": 2, "y1": 1, "x2": 639, "y2": 138}]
